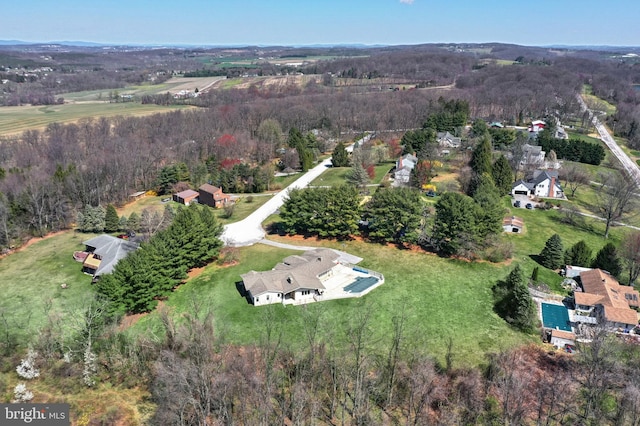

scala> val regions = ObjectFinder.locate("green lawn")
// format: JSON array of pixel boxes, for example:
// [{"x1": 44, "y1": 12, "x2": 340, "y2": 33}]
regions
[
  {"x1": 0, "y1": 102, "x2": 192, "y2": 136},
  {"x1": 0, "y1": 231, "x2": 96, "y2": 341},
  {"x1": 131, "y1": 241, "x2": 535, "y2": 367},
  {"x1": 5, "y1": 171, "x2": 640, "y2": 368},
  {"x1": 309, "y1": 163, "x2": 393, "y2": 187},
  {"x1": 118, "y1": 194, "x2": 275, "y2": 226}
]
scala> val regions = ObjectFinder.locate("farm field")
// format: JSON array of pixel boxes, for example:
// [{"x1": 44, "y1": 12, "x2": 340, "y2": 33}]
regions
[
  {"x1": 61, "y1": 76, "x2": 227, "y2": 102},
  {"x1": 0, "y1": 102, "x2": 193, "y2": 136}
]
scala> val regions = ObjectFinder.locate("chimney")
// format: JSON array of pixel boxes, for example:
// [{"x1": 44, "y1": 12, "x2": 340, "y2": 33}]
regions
[{"x1": 549, "y1": 176, "x2": 555, "y2": 198}]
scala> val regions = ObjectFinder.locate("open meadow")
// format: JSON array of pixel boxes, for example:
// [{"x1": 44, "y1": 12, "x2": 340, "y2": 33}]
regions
[{"x1": 0, "y1": 102, "x2": 193, "y2": 136}]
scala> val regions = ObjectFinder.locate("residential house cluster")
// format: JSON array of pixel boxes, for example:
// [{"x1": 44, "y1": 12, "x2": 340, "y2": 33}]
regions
[{"x1": 173, "y1": 184, "x2": 231, "y2": 208}]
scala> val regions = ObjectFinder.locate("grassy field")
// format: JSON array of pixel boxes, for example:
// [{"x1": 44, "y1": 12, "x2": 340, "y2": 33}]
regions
[
  {"x1": 309, "y1": 163, "x2": 393, "y2": 187},
  {"x1": 0, "y1": 102, "x2": 192, "y2": 136},
  {"x1": 118, "y1": 194, "x2": 276, "y2": 225},
  {"x1": 1, "y1": 189, "x2": 637, "y2": 368},
  {"x1": 131, "y1": 241, "x2": 536, "y2": 368},
  {"x1": 582, "y1": 86, "x2": 616, "y2": 115},
  {"x1": 0, "y1": 231, "x2": 96, "y2": 342},
  {"x1": 61, "y1": 77, "x2": 227, "y2": 101}
]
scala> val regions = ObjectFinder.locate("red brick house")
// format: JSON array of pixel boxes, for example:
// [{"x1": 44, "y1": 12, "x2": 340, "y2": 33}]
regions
[{"x1": 199, "y1": 184, "x2": 231, "y2": 208}]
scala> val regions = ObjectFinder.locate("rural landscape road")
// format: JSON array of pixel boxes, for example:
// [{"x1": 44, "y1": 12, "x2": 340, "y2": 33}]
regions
[
  {"x1": 577, "y1": 94, "x2": 640, "y2": 187},
  {"x1": 221, "y1": 140, "x2": 361, "y2": 247}
]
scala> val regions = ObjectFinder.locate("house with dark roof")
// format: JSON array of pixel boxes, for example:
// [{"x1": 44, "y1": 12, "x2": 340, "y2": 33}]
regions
[
  {"x1": 173, "y1": 189, "x2": 199, "y2": 206},
  {"x1": 82, "y1": 235, "x2": 139, "y2": 280},
  {"x1": 574, "y1": 269, "x2": 639, "y2": 331},
  {"x1": 511, "y1": 170, "x2": 565, "y2": 199},
  {"x1": 198, "y1": 184, "x2": 231, "y2": 208}
]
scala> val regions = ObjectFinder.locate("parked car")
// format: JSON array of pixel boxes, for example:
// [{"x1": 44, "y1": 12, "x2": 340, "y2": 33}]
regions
[
  {"x1": 525, "y1": 203, "x2": 533, "y2": 209},
  {"x1": 161, "y1": 197, "x2": 171, "y2": 203},
  {"x1": 513, "y1": 200, "x2": 521, "y2": 208}
]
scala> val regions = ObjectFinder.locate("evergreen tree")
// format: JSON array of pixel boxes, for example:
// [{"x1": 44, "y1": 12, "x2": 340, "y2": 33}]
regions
[
  {"x1": 331, "y1": 141, "x2": 350, "y2": 167},
  {"x1": 77, "y1": 205, "x2": 106, "y2": 233},
  {"x1": 280, "y1": 186, "x2": 362, "y2": 239},
  {"x1": 592, "y1": 242, "x2": 622, "y2": 277},
  {"x1": 432, "y1": 192, "x2": 478, "y2": 256},
  {"x1": 564, "y1": 240, "x2": 593, "y2": 267},
  {"x1": 492, "y1": 265, "x2": 536, "y2": 332},
  {"x1": 347, "y1": 161, "x2": 370, "y2": 190},
  {"x1": 470, "y1": 119, "x2": 489, "y2": 138},
  {"x1": 104, "y1": 204, "x2": 119, "y2": 233},
  {"x1": 472, "y1": 177, "x2": 505, "y2": 239},
  {"x1": 127, "y1": 212, "x2": 140, "y2": 233},
  {"x1": 470, "y1": 135, "x2": 493, "y2": 177},
  {"x1": 118, "y1": 216, "x2": 128, "y2": 232},
  {"x1": 491, "y1": 155, "x2": 514, "y2": 196},
  {"x1": 539, "y1": 234, "x2": 564, "y2": 270},
  {"x1": 364, "y1": 187, "x2": 423, "y2": 244}
]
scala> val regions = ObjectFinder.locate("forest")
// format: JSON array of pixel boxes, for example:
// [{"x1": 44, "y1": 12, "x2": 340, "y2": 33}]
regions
[{"x1": 3, "y1": 42, "x2": 640, "y2": 424}]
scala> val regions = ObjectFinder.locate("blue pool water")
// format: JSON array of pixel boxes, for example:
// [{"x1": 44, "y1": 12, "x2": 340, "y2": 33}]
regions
[{"x1": 541, "y1": 303, "x2": 572, "y2": 332}]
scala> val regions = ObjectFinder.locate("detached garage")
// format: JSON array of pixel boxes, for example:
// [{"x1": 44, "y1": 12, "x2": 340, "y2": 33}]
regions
[{"x1": 173, "y1": 189, "x2": 199, "y2": 206}]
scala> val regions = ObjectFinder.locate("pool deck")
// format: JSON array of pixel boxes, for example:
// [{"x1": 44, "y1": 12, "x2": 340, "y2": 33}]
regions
[{"x1": 284, "y1": 263, "x2": 385, "y2": 305}]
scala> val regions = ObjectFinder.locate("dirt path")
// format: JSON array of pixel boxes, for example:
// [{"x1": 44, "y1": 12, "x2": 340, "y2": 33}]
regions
[{"x1": 0, "y1": 230, "x2": 68, "y2": 260}]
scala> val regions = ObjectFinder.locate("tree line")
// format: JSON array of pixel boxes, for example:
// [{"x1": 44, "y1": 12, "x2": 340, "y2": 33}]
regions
[{"x1": 96, "y1": 204, "x2": 223, "y2": 317}]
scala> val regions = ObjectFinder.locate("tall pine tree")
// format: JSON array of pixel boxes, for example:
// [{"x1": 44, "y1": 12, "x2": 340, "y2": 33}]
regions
[
  {"x1": 331, "y1": 141, "x2": 350, "y2": 167},
  {"x1": 564, "y1": 240, "x2": 593, "y2": 267},
  {"x1": 492, "y1": 264, "x2": 536, "y2": 332},
  {"x1": 491, "y1": 155, "x2": 514, "y2": 196},
  {"x1": 104, "y1": 204, "x2": 120, "y2": 233},
  {"x1": 539, "y1": 234, "x2": 564, "y2": 270},
  {"x1": 592, "y1": 242, "x2": 622, "y2": 278}
]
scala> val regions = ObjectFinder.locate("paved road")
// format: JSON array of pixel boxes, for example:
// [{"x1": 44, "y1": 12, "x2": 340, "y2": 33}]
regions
[
  {"x1": 577, "y1": 95, "x2": 640, "y2": 187},
  {"x1": 221, "y1": 139, "x2": 361, "y2": 247}
]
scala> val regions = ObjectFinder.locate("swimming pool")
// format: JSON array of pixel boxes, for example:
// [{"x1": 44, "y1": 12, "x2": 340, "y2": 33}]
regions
[
  {"x1": 541, "y1": 302, "x2": 572, "y2": 332},
  {"x1": 344, "y1": 276, "x2": 379, "y2": 293}
]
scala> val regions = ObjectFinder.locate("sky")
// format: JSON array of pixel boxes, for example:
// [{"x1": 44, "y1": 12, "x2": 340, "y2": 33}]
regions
[{"x1": 2, "y1": 0, "x2": 640, "y2": 47}]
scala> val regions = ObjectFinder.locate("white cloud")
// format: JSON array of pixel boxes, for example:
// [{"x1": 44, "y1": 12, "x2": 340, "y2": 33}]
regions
[{"x1": 400, "y1": 0, "x2": 414, "y2": 4}]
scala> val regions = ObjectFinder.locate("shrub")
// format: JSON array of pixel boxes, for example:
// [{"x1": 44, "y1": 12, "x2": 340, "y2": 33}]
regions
[
  {"x1": 222, "y1": 203, "x2": 235, "y2": 219},
  {"x1": 484, "y1": 240, "x2": 515, "y2": 263},
  {"x1": 245, "y1": 195, "x2": 254, "y2": 203}
]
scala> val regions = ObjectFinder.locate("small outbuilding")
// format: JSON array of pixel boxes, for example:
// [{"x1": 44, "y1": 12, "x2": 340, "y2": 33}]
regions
[
  {"x1": 173, "y1": 189, "x2": 199, "y2": 206},
  {"x1": 550, "y1": 329, "x2": 576, "y2": 349},
  {"x1": 502, "y1": 216, "x2": 524, "y2": 233}
]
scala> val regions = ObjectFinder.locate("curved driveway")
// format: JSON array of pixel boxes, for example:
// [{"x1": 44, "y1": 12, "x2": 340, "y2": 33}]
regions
[
  {"x1": 221, "y1": 157, "x2": 333, "y2": 246},
  {"x1": 221, "y1": 139, "x2": 362, "y2": 247}
]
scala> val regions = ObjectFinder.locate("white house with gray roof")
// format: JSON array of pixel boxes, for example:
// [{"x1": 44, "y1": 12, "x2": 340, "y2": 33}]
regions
[
  {"x1": 511, "y1": 170, "x2": 565, "y2": 199},
  {"x1": 240, "y1": 248, "x2": 384, "y2": 306}
]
